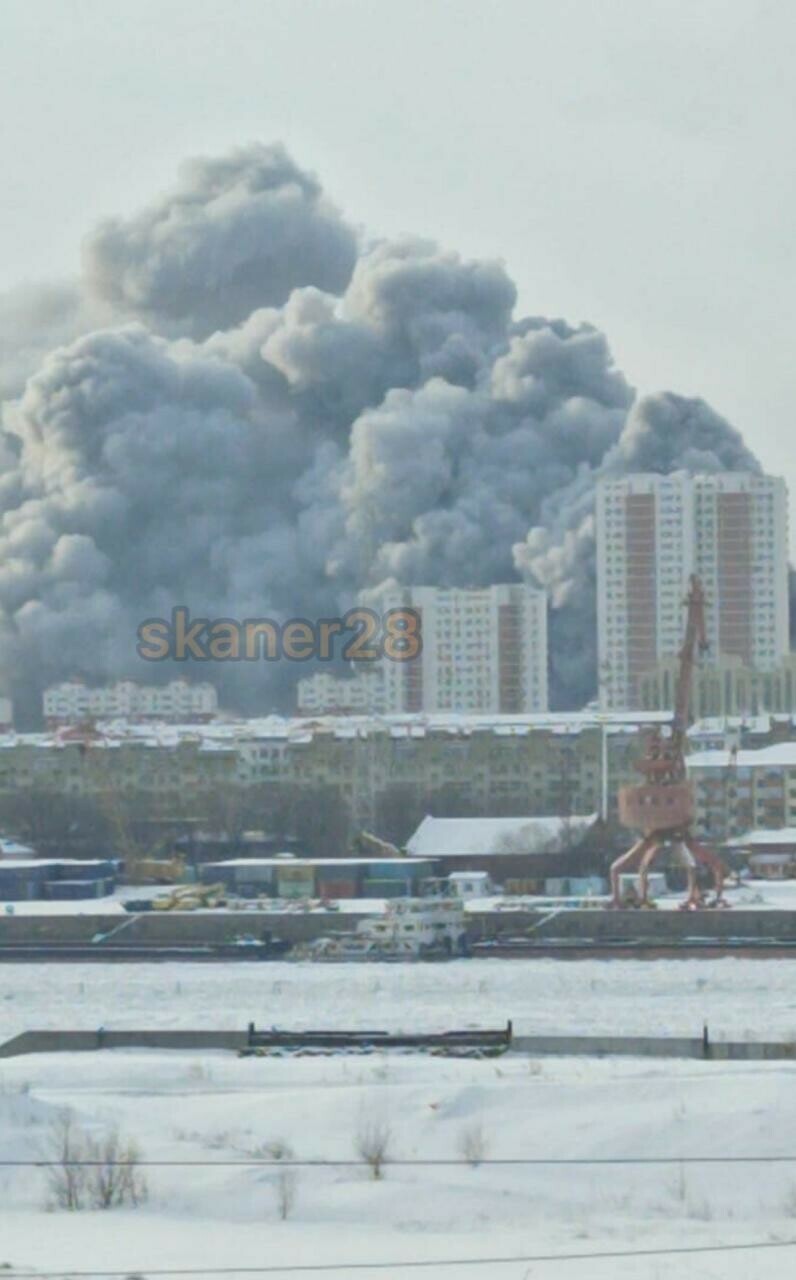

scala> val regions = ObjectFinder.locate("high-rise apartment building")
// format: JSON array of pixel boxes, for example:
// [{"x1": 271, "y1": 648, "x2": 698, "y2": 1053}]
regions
[
  {"x1": 376, "y1": 584, "x2": 548, "y2": 714},
  {"x1": 597, "y1": 472, "x2": 790, "y2": 710}
]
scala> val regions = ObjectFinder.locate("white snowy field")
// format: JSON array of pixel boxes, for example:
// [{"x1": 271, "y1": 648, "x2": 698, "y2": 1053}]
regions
[
  {"x1": 1, "y1": 1047, "x2": 796, "y2": 1278},
  {"x1": 2, "y1": 956, "x2": 796, "y2": 1043}
]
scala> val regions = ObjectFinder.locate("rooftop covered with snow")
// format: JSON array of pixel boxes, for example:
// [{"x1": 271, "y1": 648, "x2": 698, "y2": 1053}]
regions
[
  {"x1": 201, "y1": 857, "x2": 434, "y2": 869},
  {"x1": 406, "y1": 814, "x2": 599, "y2": 858},
  {"x1": 687, "y1": 743, "x2": 796, "y2": 770},
  {"x1": 0, "y1": 838, "x2": 36, "y2": 858},
  {"x1": 0, "y1": 709, "x2": 673, "y2": 753},
  {"x1": 0, "y1": 858, "x2": 115, "y2": 870},
  {"x1": 729, "y1": 828, "x2": 796, "y2": 847}
]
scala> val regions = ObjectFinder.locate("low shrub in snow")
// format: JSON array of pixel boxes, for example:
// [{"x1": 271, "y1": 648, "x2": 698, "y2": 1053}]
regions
[
  {"x1": 458, "y1": 1121, "x2": 490, "y2": 1168},
  {"x1": 355, "y1": 1115, "x2": 392, "y2": 1181}
]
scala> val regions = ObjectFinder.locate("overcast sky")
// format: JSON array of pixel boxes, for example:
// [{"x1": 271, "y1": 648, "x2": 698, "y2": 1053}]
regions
[{"x1": 2, "y1": 0, "x2": 794, "y2": 537}]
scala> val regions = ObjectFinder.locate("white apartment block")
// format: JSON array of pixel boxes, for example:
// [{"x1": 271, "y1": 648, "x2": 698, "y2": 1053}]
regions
[
  {"x1": 43, "y1": 679, "x2": 219, "y2": 725},
  {"x1": 375, "y1": 584, "x2": 548, "y2": 714},
  {"x1": 597, "y1": 472, "x2": 790, "y2": 710},
  {"x1": 296, "y1": 668, "x2": 386, "y2": 716}
]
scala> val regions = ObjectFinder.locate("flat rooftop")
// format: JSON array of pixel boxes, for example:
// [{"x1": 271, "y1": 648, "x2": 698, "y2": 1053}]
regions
[
  {"x1": 201, "y1": 857, "x2": 434, "y2": 869},
  {"x1": 0, "y1": 859, "x2": 114, "y2": 870}
]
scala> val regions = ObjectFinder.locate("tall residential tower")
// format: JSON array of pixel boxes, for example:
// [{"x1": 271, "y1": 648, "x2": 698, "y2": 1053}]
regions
[
  {"x1": 376, "y1": 584, "x2": 548, "y2": 714},
  {"x1": 597, "y1": 472, "x2": 789, "y2": 710}
]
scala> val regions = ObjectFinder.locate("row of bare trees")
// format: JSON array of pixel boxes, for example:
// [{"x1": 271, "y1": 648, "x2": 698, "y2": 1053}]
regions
[
  {"x1": 46, "y1": 1111, "x2": 147, "y2": 1211},
  {"x1": 0, "y1": 775, "x2": 623, "y2": 863},
  {"x1": 0, "y1": 780, "x2": 351, "y2": 861}
]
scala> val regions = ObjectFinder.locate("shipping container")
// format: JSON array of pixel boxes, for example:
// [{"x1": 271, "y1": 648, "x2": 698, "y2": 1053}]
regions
[
  {"x1": 316, "y1": 878, "x2": 359, "y2": 900},
  {"x1": 504, "y1": 877, "x2": 544, "y2": 895},
  {"x1": 45, "y1": 878, "x2": 113, "y2": 900},
  {"x1": 201, "y1": 861, "x2": 276, "y2": 892},
  {"x1": 277, "y1": 865, "x2": 315, "y2": 898},
  {"x1": 53, "y1": 861, "x2": 115, "y2": 881},
  {"x1": 319, "y1": 865, "x2": 366, "y2": 885},
  {"x1": 232, "y1": 864, "x2": 277, "y2": 888},
  {"x1": 0, "y1": 864, "x2": 50, "y2": 901},
  {"x1": 361, "y1": 878, "x2": 415, "y2": 899},
  {"x1": 366, "y1": 860, "x2": 418, "y2": 880}
]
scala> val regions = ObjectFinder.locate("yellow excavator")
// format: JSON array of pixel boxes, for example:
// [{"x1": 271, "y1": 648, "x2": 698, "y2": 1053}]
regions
[
  {"x1": 126, "y1": 855, "x2": 187, "y2": 886},
  {"x1": 152, "y1": 882, "x2": 226, "y2": 911},
  {"x1": 354, "y1": 831, "x2": 402, "y2": 858}
]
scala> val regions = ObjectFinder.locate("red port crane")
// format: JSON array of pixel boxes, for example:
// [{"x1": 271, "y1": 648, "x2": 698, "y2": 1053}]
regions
[{"x1": 609, "y1": 575, "x2": 728, "y2": 909}]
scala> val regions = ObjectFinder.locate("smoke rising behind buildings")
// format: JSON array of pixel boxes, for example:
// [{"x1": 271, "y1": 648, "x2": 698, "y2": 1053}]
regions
[{"x1": 0, "y1": 142, "x2": 776, "y2": 718}]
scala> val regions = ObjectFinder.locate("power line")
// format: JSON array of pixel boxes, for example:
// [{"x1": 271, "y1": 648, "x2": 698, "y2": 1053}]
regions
[
  {"x1": 2, "y1": 1237, "x2": 796, "y2": 1276},
  {"x1": 5, "y1": 1154, "x2": 796, "y2": 1168}
]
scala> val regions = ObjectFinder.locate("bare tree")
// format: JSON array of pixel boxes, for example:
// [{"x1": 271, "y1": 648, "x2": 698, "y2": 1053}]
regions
[
  {"x1": 43, "y1": 1113, "x2": 146, "y2": 1211},
  {"x1": 86, "y1": 1126, "x2": 148, "y2": 1209},
  {"x1": 373, "y1": 786, "x2": 427, "y2": 847},
  {"x1": 355, "y1": 1115, "x2": 392, "y2": 1181},
  {"x1": 198, "y1": 782, "x2": 252, "y2": 845},
  {"x1": 457, "y1": 1121, "x2": 490, "y2": 1168},
  {"x1": 44, "y1": 1110, "x2": 88, "y2": 1211},
  {"x1": 292, "y1": 785, "x2": 351, "y2": 857},
  {"x1": 0, "y1": 786, "x2": 111, "y2": 858},
  {"x1": 87, "y1": 747, "x2": 169, "y2": 869},
  {"x1": 274, "y1": 1167, "x2": 298, "y2": 1220}
]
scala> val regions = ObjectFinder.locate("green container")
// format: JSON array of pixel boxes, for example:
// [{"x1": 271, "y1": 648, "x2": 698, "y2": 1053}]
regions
[
  {"x1": 362, "y1": 878, "x2": 412, "y2": 899},
  {"x1": 369, "y1": 861, "x2": 417, "y2": 880},
  {"x1": 277, "y1": 866, "x2": 315, "y2": 898}
]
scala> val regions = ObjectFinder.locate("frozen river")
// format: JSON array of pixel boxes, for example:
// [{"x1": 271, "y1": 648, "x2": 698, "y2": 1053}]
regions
[{"x1": 2, "y1": 955, "x2": 796, "y2": 1042}]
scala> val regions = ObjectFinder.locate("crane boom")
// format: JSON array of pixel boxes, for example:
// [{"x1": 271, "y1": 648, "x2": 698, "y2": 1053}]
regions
[{"x1": 672, "y1": 574, "x2": 709, "y2": 750}]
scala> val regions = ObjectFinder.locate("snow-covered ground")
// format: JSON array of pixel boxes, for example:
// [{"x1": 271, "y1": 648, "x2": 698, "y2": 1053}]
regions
[
  {"x1": 642, "y1": 878, "x2": 796, "y2": 911},
  {"x1": 1, "y1": 1046, "x2": 795, "y2": 1278},
  {"x1": 1, "y1": 960, "x2": 796, "y2": 1276},
  {"x1": 5, "y1": 874, "x2": 796, "y2": 915}
]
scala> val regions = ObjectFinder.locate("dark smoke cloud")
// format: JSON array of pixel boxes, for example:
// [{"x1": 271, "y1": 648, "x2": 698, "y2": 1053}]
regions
[
  {"x1": 82, "y1": 144, "x2": 358, "y2": 337},
  {"x1": 515, "y1": 392, "x2": 762, "y2": 705},
  {"x1": 0, "y1": 282, "x2": 110, "y2": 404},
  {"x1": 0, "y1": 143, "x2": 773, "y2": 719}
]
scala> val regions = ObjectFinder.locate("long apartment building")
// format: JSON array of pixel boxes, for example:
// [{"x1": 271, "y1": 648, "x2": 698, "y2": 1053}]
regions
[
  {"x1": 43, "y1": 678, "x2": 219, "y2": 725},
  {"x1": 10, "y1": 708, "x2": 796, "y2": 846},
  {"x1": 687, "y1": 742, "x2": 796, "y2": 840},
  {"x1": 597, "y1": 472, "x2": 790, "y2": 710},
  {"x1": 0, "y1": 711, "x2": 666, "y2": 839},
  {"x1": 376, "y1": 584, "x2": 548, "y2": 714},
  {"x1": 296, "y1": 667, "x2": 386, "y2": 716},
  {"x1": 639, "y1": 652, "x2": 796, "y2": 718}
]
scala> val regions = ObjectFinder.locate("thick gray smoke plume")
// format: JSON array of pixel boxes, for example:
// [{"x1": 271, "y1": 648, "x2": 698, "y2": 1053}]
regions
[
  {"x1": 0, "y1": 142, "x2": 772, "y2": 720},
  {"x1": 83, "y1": 144, "x2": 358, "y2": 338}
]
